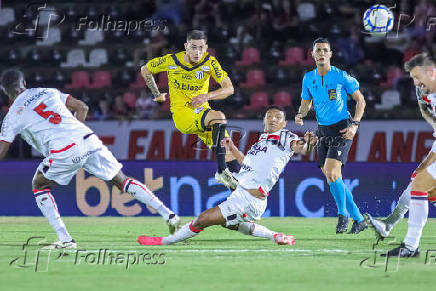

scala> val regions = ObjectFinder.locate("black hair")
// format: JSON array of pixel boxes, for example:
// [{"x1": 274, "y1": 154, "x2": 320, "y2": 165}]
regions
[
  {"x1": 313, "y1": 37, "x2": 331, "y2": 49},
  {"x1": 265, "y1": 105, "x2": 287, "y2": 118},
  {"x1": 1, "y1": 69, "x2": 24, "y2": 92},
  {"x1": 404, "y1": 53, "x2": 436, "y2": 72},
  {"x1": 187, "y1": 30, "x2": 207, "y2": 43}
]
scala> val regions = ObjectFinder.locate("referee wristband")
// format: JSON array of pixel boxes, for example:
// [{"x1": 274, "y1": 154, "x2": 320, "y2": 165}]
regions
[{"x1": 351, "y1": 120, "x2": 360, "y2": 126}]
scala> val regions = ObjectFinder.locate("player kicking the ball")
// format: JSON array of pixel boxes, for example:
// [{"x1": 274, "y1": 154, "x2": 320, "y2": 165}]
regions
[
  {"x1": 0, "y1": 70, "x2": 180, "y2": 249},
  {"x1": 365, "y1": 53, "x2": 436, "y2": 257},
  {"x1": 137, "y1": 106, "x2": 318, "y2": 246},
  {"x1": 141, "y1": 30, "x2": 238, "y2": 189}
]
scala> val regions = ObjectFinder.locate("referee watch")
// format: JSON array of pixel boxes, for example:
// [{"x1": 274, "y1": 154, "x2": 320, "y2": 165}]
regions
[{"x1": 351, "y1": 119, "x2": 360, "y2": 126}]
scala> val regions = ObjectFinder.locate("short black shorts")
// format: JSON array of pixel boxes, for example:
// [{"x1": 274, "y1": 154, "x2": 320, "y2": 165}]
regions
[{"x1": 316, "y1": 118, "x2": 354, "y2": 168}]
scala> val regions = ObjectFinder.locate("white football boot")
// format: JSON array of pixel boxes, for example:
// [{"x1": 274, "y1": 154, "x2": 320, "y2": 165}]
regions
[{"x1": 215, "y1": 168, "x2": 238, "y2": 190}]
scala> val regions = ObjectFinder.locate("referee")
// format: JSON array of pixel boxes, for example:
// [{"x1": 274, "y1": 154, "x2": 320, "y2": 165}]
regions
[{"x1": 295, "y1": 37, "x2": 367, "y2": 234}]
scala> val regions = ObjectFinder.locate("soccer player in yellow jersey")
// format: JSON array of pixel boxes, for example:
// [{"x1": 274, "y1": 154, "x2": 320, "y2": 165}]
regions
[{"x1": 141, "y1": 30, "x2": 238, "y2": 189}]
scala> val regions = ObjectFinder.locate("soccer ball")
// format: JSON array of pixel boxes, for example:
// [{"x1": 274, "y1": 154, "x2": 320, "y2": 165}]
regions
[{"x1": 363, "y1": 4, "x2": 394, "y2": 36}]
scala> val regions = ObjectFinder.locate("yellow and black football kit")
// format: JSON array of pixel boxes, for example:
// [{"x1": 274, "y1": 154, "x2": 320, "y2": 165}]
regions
[{"x1": 145, "y1": 51, "x2": 228, "y2": 146}]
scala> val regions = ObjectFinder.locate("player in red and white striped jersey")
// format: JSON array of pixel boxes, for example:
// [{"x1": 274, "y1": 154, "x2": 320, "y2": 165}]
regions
[
  {"x1": 366, "y1": 53, "x2": 436, "y2": 257},
  {"x1": 0, "y1": 70, "x2": 180, "y2": 249}
]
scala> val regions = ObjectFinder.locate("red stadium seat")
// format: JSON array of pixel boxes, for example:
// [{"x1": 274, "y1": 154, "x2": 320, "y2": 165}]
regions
[
  {"x1": 90, "y1": 71, "x2": 111, "y2": 88},
  {"x1": 380, "y1": 66, "x2": 403, "y2": 88},
  {"x1": 157, "y1": 72, "x2": 169, "y2": 89},
  {"x1": 244, "y1": 92, "x2": 269, "y2": 110},
  {"x1": 305, "y1": 48, "x2": 315, "y2": 65},
  {"x1": 235, "y1": 47, "x2": 261, "y2": 66},
  {"x1": 239, "y1": 70, "x2": 265, "y2": 88},
  {"x1": 123, "y1": 92, "x2": 137, "y2": 108},
  {"x1": 273, "y1": 91, "x2": 293, "y2": 107},
  {"x1": 65, "y1": 71, "x2": 91, "y2": 88},
  {"x1": 130, "y1": 72, "x2": 147, "y2": 89},
  {"x1": 279, "y1": 47, "x2": 305, "y2": 66}
]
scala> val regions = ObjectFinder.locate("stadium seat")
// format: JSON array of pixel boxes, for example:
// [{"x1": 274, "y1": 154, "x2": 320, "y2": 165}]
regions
[
  {"x1": 112, "y1": 47, "x2": 131, "y2": 65},
  {"x1": 29, "y1": 72, "x2": 46, "y2": 87},
  {"x1": 37, "y1": 6, "x2": 61, "y2": 25},
  {"x1": 123, "y1": 92, "x2": 137, "y2": 108},
  {"x1": 157, "y1": 72, "x2": 169, "y2": 89},
  {"x1": 90, "y1": 71, "x2": 112, "y2": 88},
  {"x1": 239, "y1": 70, "x2": 265, "y2": 88},
  {"x1": 235, "y1": 47, "x2": 261, "y2": 66},
  {"x1": 305, "y1": 48, "x2": 315, "y2": 65},
  {"x1": 50, "y1": 71, "x2": 67, "y2": 88},
  {"x1": 61, "y1": 49, "x2": 87, "y2": 68},
  {"x1": 116, "y1": 69, "x2": 135, "y2": 87},
  {"x1": 160, "y1": 97, "x2": 171, "y2": 111},
  {"x1": 6, "y1": 48, "x2": 21, "y2": 66},
  {"x1": 26, "y1": 48, "x2": 44, "y2": 65},
  {"x1": 0, "y1": 8, "x2": 15, "y2": 26},
  {"x1": 244, "y1": 92, "x2": 269, "y2": 110},
  {"x1": 85, "y1": 48, "x2": 108, "y2": 67},
  {"x1": 279, "y1": 47, "x2": 306, "y2": 66},
  {"x1": 375, "y1": 89, "x2": 401, "y2": 110},
  {"x1": 49, "y1": 48, "x2": 64, "y2": 65},
  {"x1": 130, "y1": 72, "x2": 147, "y2": 89},
  {"x1": 65, "y1": 71, "x2": 91, "y2": 89},
  {"x1": 79, "y1": 30, "x2": 104, "y2": 45},
  {"x1": 380, "y1": 66, "x2": 403, "y2": 88},
  {"x1": 230, "y1": 68, "x2": 244, "y2": 85},
  {"x1": 273, "y1": 91, "x2": 293, "y2": 108},
  {"x1": 36, "y1": 27, "x2": 61, "y2": 46}
]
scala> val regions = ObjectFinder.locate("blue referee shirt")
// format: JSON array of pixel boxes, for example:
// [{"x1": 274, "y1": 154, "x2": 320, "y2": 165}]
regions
[{"x1": 301, "y1": 65, "x2": 359, "y2": 126}]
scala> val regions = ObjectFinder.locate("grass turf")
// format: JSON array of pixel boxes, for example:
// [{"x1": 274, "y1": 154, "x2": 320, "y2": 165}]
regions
[{"x1": 0, "y1": 216, "x2": 435, "y2": 291}]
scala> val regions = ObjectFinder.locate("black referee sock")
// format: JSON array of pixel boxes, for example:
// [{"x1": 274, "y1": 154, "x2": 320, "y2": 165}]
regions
[
  {"x1": 212, "y1": 123, "x2": 227, "y2": 173},
  {"x1": 226, "y1": 159, "x2": 239, "y2": 173}
]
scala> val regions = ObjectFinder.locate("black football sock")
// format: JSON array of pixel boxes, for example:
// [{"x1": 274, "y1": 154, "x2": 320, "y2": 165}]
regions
[
  {"x1": 212, "y1": 123, "x2": 227, "y2": 173},
  {"x1": 226, "y1": 159, "x2": 239, "y2": 173}
]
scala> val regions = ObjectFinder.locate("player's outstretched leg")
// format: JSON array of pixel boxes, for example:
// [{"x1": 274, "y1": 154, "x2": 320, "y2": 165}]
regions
[
  {"x1": 32, "y1": 171, "x2": 76, "y2": 249},
  {"x1": 137, "y1": 206, "x2": 225, "y2": 245},
  {"x1": 236, "y1": 222, "x2": 295, "y2": 246},
  {"x1": 111, "y1": 171, "x2": 180, "y2": 234},
  {"x1": 365, "y1": 181, "x2": 412, "y2": 240}
]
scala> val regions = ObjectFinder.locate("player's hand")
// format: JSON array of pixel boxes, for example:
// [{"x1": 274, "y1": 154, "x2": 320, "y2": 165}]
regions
[
  {"x1": 191, "y1": 93, "x2": 210, "y2": 108},
  {"x1": 221, "y1": 137, "x2": 234, "y2": 152},
  {"x1": 303, "y1": 131, "x2": 318, "y2": 146},
  {"x1": 153, "y1": 93, "x2": 167, "y2": 102},
  {"x1": 340, "y1": 124, "x2": 358, "y2": 140},
  {"x1": 295, "y1": 113, "x2": 304, "y2": 126}
]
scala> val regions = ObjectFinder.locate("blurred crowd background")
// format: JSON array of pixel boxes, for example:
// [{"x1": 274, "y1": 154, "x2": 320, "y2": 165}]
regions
[{"x1": 0, "y1": 0, "x2": 435, "y2": 121}]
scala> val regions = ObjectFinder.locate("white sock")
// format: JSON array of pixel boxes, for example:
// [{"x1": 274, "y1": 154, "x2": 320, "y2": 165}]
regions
[
  {"x1": 123, "y1": 178, "x2": 173, "y2": 220},
  {"x1": 404, "y1": 191, "x2": 428, "y2": 250},
  {"x1": 34, "y1": 190, "x2": 72, "y2": 243},
  {"x1": 385, "y1": 182, "x2": 411, "y2": 227},
  {"x1": 238, "y1": 222, "x2": 275, "y2": 242},
  {"x1": 162, "y1": 221, "x2": 202, "y2": 245}
]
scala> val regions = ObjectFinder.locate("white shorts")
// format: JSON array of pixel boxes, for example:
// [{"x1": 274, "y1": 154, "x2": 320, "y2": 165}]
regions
[
  {"x1": 37, "y1": 134, "x2": 122, "y2": 185},
  {"x1": 218, "y1": 186, "x2": 267, "y2": 227},
  {"x1": 425, "y1": 140, "x2": 436, "y2": 179}
]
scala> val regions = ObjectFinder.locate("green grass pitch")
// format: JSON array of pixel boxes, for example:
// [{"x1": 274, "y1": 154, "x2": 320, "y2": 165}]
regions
[{"x1": 1, "y1": 216, "x2": 435, "y2": 291}]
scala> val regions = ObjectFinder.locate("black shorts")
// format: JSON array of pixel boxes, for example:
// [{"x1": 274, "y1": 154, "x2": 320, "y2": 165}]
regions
[{"x1": 316, "y1": 118, "x2": 354, "y2": 168}]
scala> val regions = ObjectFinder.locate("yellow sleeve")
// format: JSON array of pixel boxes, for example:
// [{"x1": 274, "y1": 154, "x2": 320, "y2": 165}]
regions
[
  {"x1": 145, "y1": 54, "x2": 172, "y2": 74},
  {"x1": 209, "y1": 56, "x2": 228, "y2": 84}
]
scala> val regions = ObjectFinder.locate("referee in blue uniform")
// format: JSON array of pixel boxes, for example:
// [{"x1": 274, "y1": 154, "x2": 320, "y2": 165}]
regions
[{"x1": 295, "y1": 38, "x2": 367, "y2": 234}]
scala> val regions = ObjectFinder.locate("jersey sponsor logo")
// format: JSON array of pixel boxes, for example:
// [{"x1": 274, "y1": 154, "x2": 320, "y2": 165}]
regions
[
  {"x1": 328, "y1": 89, "x2": 337, "y2": 100},
  {"x1": 16, "y1": 106, "x2": 24, "y2": 115},
  {"x1": 71, "y1": 148, "x2": 102, "y2": 164},
  {"x1": 241, "y1": 163, "x2": 252, "y2": 171},
  {"x1": 201, "y1": 66, "x2": 210, "y2": 72},
  {"x1": 247, "y1": 144, "x2": 268, "y2": 156},
  {"x1": 173, "y1": 80, "x2": 201, "y2": 91},
  {"x1": 150, "y1": 57, "x2": 166, "y2": 68},
  {"x1": 23, "y1": 89, "x2": 48, "y2": 107},
  {"x1": 211, "y1": 60, "x2": 222, "y2": 79},
  {"x1": 182, "y1": 74, "x2": 192, "y2": 80},
  {"x1": 195, "y1": 71, "x2": 204, "y2": 80},
  {"x1": 168, "y1": 65, "x2": 178, "y2": 70}
]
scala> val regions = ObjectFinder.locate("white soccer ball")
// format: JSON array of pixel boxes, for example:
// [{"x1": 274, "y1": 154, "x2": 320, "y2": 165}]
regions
[{"x1": 363, "y1": 4, "x2": 394, "y2": 36}]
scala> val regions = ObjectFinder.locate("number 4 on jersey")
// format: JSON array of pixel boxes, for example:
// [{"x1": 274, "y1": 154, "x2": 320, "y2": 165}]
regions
[{"x1": 34, "y1": 103, "x2": 62, "y2": 124}]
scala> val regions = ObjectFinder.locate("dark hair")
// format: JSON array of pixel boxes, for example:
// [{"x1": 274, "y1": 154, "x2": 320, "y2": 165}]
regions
[
  {"x1": 313, "y1": 37, "x2": 331, "y2": 49},
  {"x1": 187, "y1": 30, "x2": 207, "y2": 43},
  {"x1": 1, "y1": 69, "x2": 24, "y2": 91},
  {"x1": 265, "y1": 105, "x2": 286, "y2": 118},
  {"x1": 404, "y1": 53, "x2": 436, "y2": 72}
]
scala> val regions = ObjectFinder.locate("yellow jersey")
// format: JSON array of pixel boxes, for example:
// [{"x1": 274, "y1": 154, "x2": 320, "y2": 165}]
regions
[{"x1": 145, "y1": 51, "x2": 228, "y2": 112}]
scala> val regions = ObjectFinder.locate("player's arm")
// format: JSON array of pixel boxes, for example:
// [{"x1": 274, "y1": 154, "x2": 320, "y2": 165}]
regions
[
  {"x1": 418, "y1": 102, "x2": 436, "y2": 131},
  {"x1": 66, "y1": 96, "x2": 89, "y2": 123},
  {"x1": 191, "y1": 77, "x2": 234, "y2": 108},
  {"x1": 221, "y1": 137, "x2": 244, "y2": 164},
  {"x1": 291, "y1": 132, "x2": 318, "y2": 155},
  {"x1": 141, "y1": 65, "x2": 166, "y2": 102},
  {"x1": 295, "y1": 75, "x2": 312, "y2": 126},
  {"x1": 0, "y1": 141, "x2": 10, "y2": 160},
  {"x1": 350, "y1": 89, "x2": 366, "y2": 123}
]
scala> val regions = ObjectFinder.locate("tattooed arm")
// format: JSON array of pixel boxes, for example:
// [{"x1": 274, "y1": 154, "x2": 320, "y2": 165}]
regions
[{"x1": 140, "y1": 65, "x2": 167, "y2": 102}]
